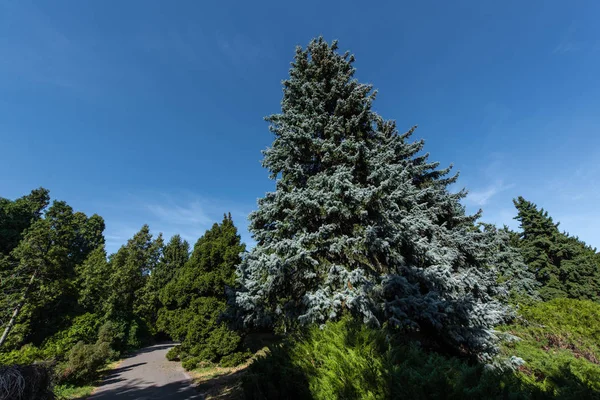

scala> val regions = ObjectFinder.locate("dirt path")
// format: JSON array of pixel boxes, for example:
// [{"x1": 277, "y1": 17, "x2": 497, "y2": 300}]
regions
[{"x1": 87, "y1": 343, "x2": 201, "y2": 399}]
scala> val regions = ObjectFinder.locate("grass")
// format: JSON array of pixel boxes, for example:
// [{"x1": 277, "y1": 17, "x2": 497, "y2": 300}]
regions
[
  {"x1": 54, "y1": 384, "x2": 95, "y2": 400},
  {"x1": 55, "y1": 359, "x2": 123, "y2": 399}
]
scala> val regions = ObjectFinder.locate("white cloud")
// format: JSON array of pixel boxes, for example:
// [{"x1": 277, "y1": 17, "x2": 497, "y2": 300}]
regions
[
  {"x1": 465, "y1": 181, "x2": 514, "y2": 206},
  {"x1": 99, "y1": 192, "x2": 255, "y2": 255}
]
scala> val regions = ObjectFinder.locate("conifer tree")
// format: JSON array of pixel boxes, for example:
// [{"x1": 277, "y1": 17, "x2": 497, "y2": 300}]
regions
[
  {"x1": 0, "y1": 188, "x2": 50, "y2": 256},
  {"x1": 0, "y1": 199, "x2": 105, "y2": 347},
  {"x1": 105, "y1": 225, "x2": 162, "y2": 321},
  {"x1": 235, "y1": 38, "x2": 510, "y2": 359},
  {"x1": 161, "y1": 214, "x2": 246, "y2": 365},
  {"x1": 513, "y1": 196, "x2": 600, "y2": 301},
  {"x1": 77, "y1": 246, "x2": 111, "y2": 314}
]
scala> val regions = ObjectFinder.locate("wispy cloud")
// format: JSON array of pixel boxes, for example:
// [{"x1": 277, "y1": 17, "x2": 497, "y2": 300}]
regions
[
  {"x1": 552, "y1": 23, "x2": 599, "y2": 55},
  {"x1": 98, "y1": 191, "x2": 255, "y2": 255},
  {"x1": 466, "y1": 180, "x2": 514, "y2": 206}
]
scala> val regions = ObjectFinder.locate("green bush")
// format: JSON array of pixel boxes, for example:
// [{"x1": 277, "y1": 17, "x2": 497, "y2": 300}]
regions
[
  {"x1": 166, "y1": 346, "x2": 181, "y2": 361},
  {"x1": 177, "y1": 322, "x2": 243, "y2": 367},
  {"x1": 243, "y1": 318, "x2": 533, "y2": 400},
  {"x1": 57, "y1": 341, "x2": 112, "y2": 384},
  {"x1": 0, "y1": 344, "x2": 47, "y2": 366},
  {"x1": 182, "y1": 356, "x2": 201, "y2": 371},
  {"x1": 97, "y1": 320, "x2": 126, "y2": 349},
  {"x1": 219, "y1": 351, "x2": 252, "y2": 368},
  {"x1": 500, "y1": 298, "x2": 600, "y2": 397},
  {"x1": 41, "y1": 313, "x2": 102, "y2": 360},
  {"x1": 244, "y1": 303, "x2": 600, "y2": 399}
]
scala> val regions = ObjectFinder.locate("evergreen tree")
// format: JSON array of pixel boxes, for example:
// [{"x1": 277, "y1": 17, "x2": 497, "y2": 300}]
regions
[
  {"x1": 0, "y1": 199, "x2": 105, "y2": 347},
  {"x1": 101, "y1": 225, "x2": 162, "y2": 348},
  {"x1": 77, "y1": 246, "x2": 111, "y2": 314},
  {"x1": 482, "y1": 224, "x2": 539, "y2": 303},
  {"x1": 105, "y1": 225, "x2": 162, "y2": 321},
  {"x1": 513, "y1": 196, "x2": 600, "y2": 301},
  {"x1": 155, "y1": 235, "x2": 189, "y2": 333},
  {"x1": 235, "y1": 38, "x2": 510, "y2": 359},
  {"x1": 161, "y1": 214, "x2": 246, "y2": 365},
  {"x1": 0, "y1": 188, "x2": 50, "y2": 256}
]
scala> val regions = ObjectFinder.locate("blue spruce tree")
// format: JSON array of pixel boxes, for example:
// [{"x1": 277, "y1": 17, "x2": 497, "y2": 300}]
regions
[{"x1": 236, "y1": 38, "x2": 515, "y2": 360}]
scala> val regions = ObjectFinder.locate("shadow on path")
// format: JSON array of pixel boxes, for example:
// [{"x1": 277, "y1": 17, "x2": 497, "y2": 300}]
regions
[{"x1": 88, "y1": 380, "x2": 202, "y2": 399}]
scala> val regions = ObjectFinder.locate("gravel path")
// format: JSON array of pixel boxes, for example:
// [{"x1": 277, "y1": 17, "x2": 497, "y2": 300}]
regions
[{"x1": 87, "y1": 343, "x2": 201, "y2": 399}]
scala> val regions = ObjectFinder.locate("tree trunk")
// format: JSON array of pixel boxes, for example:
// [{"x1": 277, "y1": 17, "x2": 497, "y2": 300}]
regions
[{"x1": 0, "y1": 270, "x2": 37, "y2": 347}]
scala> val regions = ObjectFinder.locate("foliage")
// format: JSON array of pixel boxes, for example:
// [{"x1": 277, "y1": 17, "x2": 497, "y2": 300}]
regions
[
  {"x1": 161, "y1": 214, "x2": 246, "y2": 367},
  {"x1": 236, "y1": 37, "x2": 513, "y2": 360},
  {"x1": 512, "y1": 197, "x2": 600, "y2": 301},
  {"x1": 0, "y1": 187, "x2": 50, "y2": 256},
  {"x1": 1, "y1": 199, "x2": 105, "y2": 348},
  {"x1": 57, "y1": 341, "x2": 113, "y2": 384},
  {"x1": 500, "y1": 298, "x2": 600, "y2": 397},
  {"x1": 54, "y1": 383, "x2": 95, "y2": 399},
  {"x1": 40, "y1": 313, "x2": 102, "y2": 361},
  {"x1": 244, "y1": 314, "x2": 600, "y2": 400},
  {"x1": 0, "y1": 344, "x2": 46, "y2": 366},
  {"x1": 166, "y1": 345, "x2": 180, "y2": 361},
  {"x1": 154, "y1": 235, "x2": 189, "y2": 334},
  {"x1": 219, "y1": 351, "x2": 252, "y2": 368}
]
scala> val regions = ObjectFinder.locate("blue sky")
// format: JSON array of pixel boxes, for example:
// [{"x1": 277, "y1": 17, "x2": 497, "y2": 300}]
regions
[{"x1": 1, "y1": 0, "x2": 599, "y2": 253}]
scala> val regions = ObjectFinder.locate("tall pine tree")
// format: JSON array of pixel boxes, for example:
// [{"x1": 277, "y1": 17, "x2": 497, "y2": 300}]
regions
[
  {"x1": 236, "y1": 38, "x2": 511, "y2": 359},
  {"x1": 513, "y1": 196, "x2": 600, "y2": 301},
  {"x1": 161, "y1": 214, "x2": 246, "y2": 366}
]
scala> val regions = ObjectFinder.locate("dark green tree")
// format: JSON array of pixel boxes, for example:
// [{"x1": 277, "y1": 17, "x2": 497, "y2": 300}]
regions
[
  {"x1": 0, "y1": 188, "x2": 50, "y2": 256},
  {"x1": 513, "y1": 196, "x2": 600, "y2": 301},
  {"x1": 77, "y1": 246, "x2": 111, "y2": 314},
  {"x1": 155, "y1": 235, "x2": 189, "y2": 334},
  {"x1": 0, "y1": 199, "x2": 105, "y2": 347},
  {"x1": 161, "y1": 214, "x2": 246, "y2": 366}
]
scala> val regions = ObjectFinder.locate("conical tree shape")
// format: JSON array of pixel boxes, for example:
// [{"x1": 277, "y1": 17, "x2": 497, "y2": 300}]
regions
[
  {"x1": 161, "y1": 214, "x2": 246, "y2": 365},
  {"x1": 236, "y1": 38, "x2": 510, "y2": 359},
  {"x1": 513, "y1": 196, "x2": 600, "y2": 301}
]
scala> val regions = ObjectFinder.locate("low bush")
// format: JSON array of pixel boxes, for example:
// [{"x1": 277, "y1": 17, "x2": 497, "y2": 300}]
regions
[
  {"x1": 244, "y1": 302, "x2": 600, "y2": 400},
  {"x1": 0, "y1": 344, "x2": 46, "y2": 366},
  {"x1": 219, "y1": 351, "x2": 252, "y2": 368},
  {"x1": 41, "y1": 313, "x2": 102, "y2": 361},
  {"x1": 181, "y1": 356, "x2": 201, "y2": 371},
  {"x1": 166, "y1": 346, "x2": 181, "y2": 361},
  {"x1": 499, "y1": 298, "x2": 600, "y2": 397},
  {"x1": 57, "y1": 341, "x2": 112, "y2": 384}
]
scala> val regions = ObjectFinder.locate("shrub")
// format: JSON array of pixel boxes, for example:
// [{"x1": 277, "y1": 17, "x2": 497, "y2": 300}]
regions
[
  {"x1": 96, "y1": 320, "x2": 126, "y2": 349},
  {"x1": 500, "y1": 298, "x2": 600, "y2": 397},
  {"x1": 243, "y1": 318, "x2": 535, "y2": 400},
  {"x1": 181, "y1": 357, "x2": 201, "y2": 371},
  {"x1": 41, "y1": 313, "x2": 102, "y2": 361},
  {"x1": 166, "y1": 346, "x2": 180, "y2": 361},
  {"x1": 0, "y1": 344, "x2": 46, "y2": 366},
  {"x1": 219, "y1": 351, "x2": 252, "y2": 368},
  {"x1": 179, "y1": 323, "x2": 243, "y2": 366},
  {"x1": 57, "y1": 341, "x2": 112, "y2": 384}
]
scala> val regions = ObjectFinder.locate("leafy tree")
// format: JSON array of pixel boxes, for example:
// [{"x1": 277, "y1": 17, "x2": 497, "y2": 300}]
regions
[
  {"x1": 77, "y1": 246, "x2": 111, "y2": 314},
  {"x1": 513, "y1": 197, "x2": 600, "y2": 301},
  {"x1": 161, "y1": 214, "x2": 246, "y2": 366},
  {"x1": 0, "y1": 199, "x2": 105, "y2": 348},
  {"x1": 0, "y1": 188, "x2": 50, "y2": 256},
  {"x1": 235, "y1": 38, "x2": 510, "y2": 360},
  {"x1": 155, "y1": 235, "x2": 189, "y2": 333},
  {"x1": 105, "y1": 225, "x2": 162, "y2": 322},
  {"x1": 483, "y1": 224, "x2": 539, "y2": 303}
]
